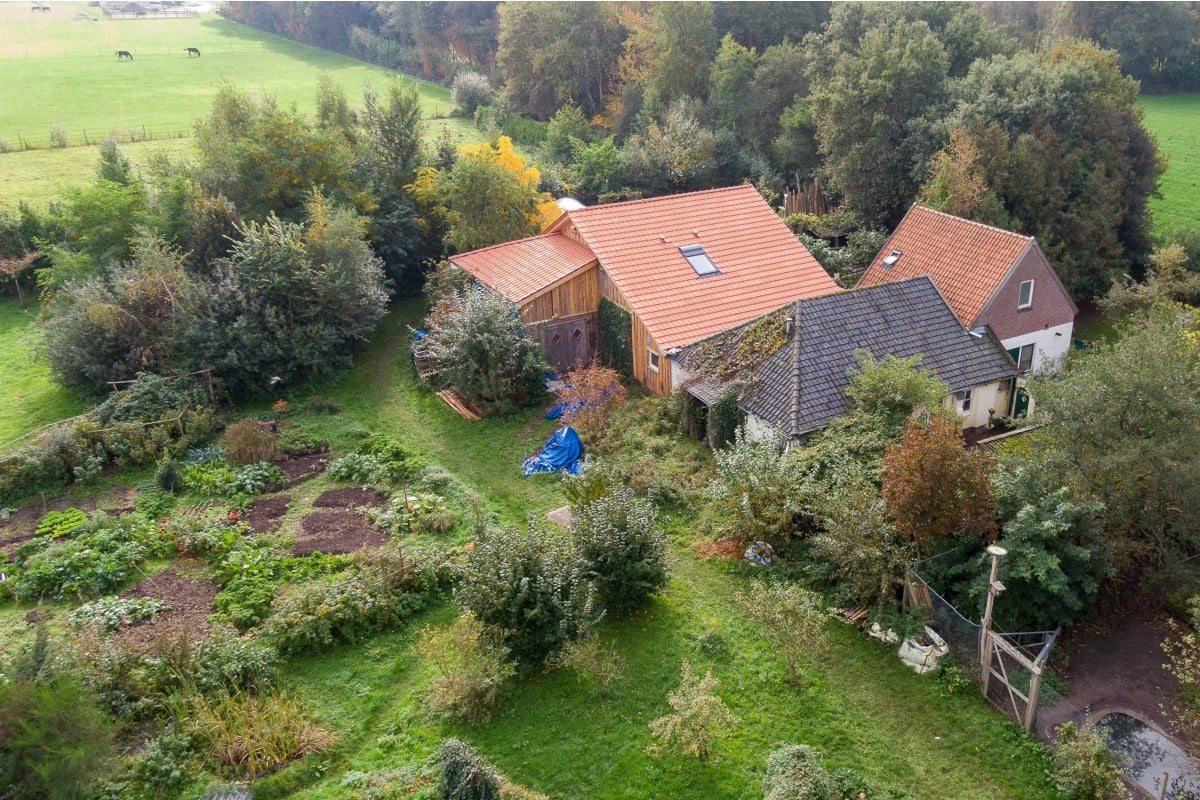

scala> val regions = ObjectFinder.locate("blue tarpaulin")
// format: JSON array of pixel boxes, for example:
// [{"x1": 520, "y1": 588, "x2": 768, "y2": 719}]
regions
[{"x1": 522, "y1": 426, "x2": 583, "y2": 476}]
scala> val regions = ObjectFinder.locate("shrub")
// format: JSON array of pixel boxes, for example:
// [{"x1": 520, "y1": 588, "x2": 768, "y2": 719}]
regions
[
  {"x1": 709, "y1": 426, "x2": 810, "y2": 542},
  {"x1": 555, "y1": 361, "x2": 628, "y2": 444},
  {"x1": 91, "y1": 373, "x2": 209, "y2": 427},
  {"x1": 154, "y1": 457, "x2": 184, "y2": 493},
  {"x1": 455, "y1": 521, "x2": 601, "y2": 668},
  {"x1": 304, "y1": 395, "x2": 342, "y2": 414},
  {"x1": 646, "y1": 661, "x2": 736, "y2": 762},
  {"x1": 212, "y1": 538, "x2": 282, "y2": 631},
  {"x1": 442, "y1": 738, "x2": 500, "y2": 800},
  {"x1": 189, "y1": 630, "x2": 278, "y2": 695},
  {"x1": 559, "y1": 458, "x2": 626, "y2": 513},
  {"x1": 69, "y1": 596, "x2": 169, "y2": 631},
  {"x1": 1162, "y1": 596, "x2": 1200, "y2": 740},
  {"x1": 327, "y1": 453, "x2": 388, "y2": 486},
  {"x1": 549, "y1": 634, "x2": 625, "y2": 697},
  {"x1": 182, "y1": 460, "x2": 238, "y2": 496},
  {"x1": 422, "y1": 286, "x2": 549, "y2": 416},
  {"x1": 229, "y1": 461, "x2": 284, "y2": 495},
  {"x1": 357, "y1": 434, "x2": 421, "y2": 481},
  {"x1": 417, "y1": 612, "x2": 515, "y2": 724},
  {"x1": 132, "y1": 728, "x2": 196, "y2": 800},
  {"x1": 49, "y1": 123, "x2": 69, "y2": 148},
  {"x1": 278, "y1": 426, "x2": 327, "y2": 456},
  {"x1": 451, "y1": 71, "x2": 494, "y2": 116},
  {"x1": 1050, "y1": 722, "x2": 1129, "y2": 800},
  {"x1": 187, "y1": 689, "x2": 336, "y2": 780},
  {"x1": 0, "y1": 672, "x2": 116, "y2": 797},
  {"x1": 763, "y1": 744, "x2": 836, "y2": 800},
  {"x1": 572, "y1": 486, "x2": 668, "y2": 615},
  {"x1": 736, "y1": 580, "x2": 830, "y2": 686},
  {"x1": 221, "y1": 419, "x2": 280, "y2": 465},
  {"x1": 263, "y1": 569, "x2": 429, "y2": 656}
]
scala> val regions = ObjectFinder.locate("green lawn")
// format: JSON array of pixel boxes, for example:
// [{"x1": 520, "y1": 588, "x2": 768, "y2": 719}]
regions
[
  {"x1": 0, "y1": 296, "x2": 84, "y2": 446},
  {"x1": 247, "y1": 302, "x2": 1058, "y2": 800},
  {"x1": 1141, "y1": 93, "x2": 1200, "y2": 237},
  {"x1": 0, "y1": 2, "x2": 481, "y2": 209}
]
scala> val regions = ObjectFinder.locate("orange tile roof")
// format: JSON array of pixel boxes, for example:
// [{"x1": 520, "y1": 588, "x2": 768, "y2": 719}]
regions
[
  {"x1": 556, "y1": 184, "x2": 839, "y2": 349},
  {"x1": 449, "y1": 233, "x2": 597, "y2": 304},
  {"x1": 857, "y1": 205, "x2": 1033, "y2": 326}
]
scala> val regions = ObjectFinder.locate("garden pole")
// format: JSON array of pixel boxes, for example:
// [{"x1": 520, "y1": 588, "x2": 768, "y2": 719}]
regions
[{"x1": 980, "y1": 545, "x2": 1007, "y2": 696}]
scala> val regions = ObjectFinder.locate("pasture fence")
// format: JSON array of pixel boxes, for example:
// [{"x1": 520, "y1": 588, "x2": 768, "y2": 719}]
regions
[{"x1": 3, "y1": 125, "x2": 191, "y2": 152}]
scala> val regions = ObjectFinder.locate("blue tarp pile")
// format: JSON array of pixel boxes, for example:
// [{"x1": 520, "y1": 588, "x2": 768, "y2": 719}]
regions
[
  {"x1": 543, "y1": 385, "x2": 621, "y2": 420},
  {"x1": 522, "y1": 426, "x2": 583, "y2": 476}
]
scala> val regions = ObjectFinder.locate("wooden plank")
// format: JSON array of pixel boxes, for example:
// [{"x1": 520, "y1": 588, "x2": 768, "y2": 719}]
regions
[{"x1": 437, "y1": 390, "x2": 482, "y2": 421}]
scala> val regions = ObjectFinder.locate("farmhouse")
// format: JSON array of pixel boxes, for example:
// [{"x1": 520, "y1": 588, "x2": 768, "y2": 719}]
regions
[
  {"x1": 673, "y1": 276, "x2": 1020, "y2": 442},
  {"x1": 449, "y1": 185, "x2": 840, "y2": 394},
  {"x1": 857, "y1": 205, "x2": 1077, "y2": 375}
]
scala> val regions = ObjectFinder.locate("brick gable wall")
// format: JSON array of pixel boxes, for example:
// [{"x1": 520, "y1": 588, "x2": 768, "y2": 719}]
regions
[{"x1": 975, "y1": 245, "x2": 1075, "y2": 341}]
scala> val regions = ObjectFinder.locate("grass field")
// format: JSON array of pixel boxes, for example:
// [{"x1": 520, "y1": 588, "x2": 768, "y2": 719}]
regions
[
  {"x1": 1141, "y1": 94, "x2": 1200, "y2": 237},
  {"x1": 0, "y1": 297, "x2": 85, "y2": 446},
  {"x1": 0, "y1": 2, "x2": 480, "y2": 209}
]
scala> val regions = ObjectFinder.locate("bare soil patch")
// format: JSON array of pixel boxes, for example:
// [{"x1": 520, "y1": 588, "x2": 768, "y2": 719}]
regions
[
  {"x1": 0, "y1": 485, "x2": 136, "y2": 561},
  {"x1": 280, "y1": 454, "x2": 327, "y2": 486},
  {"x1": 313, "y1": 488, "x2": 387, "y2": 509},
  {"x1": 245, "y1": 495, "x2": 291, "y2": 534},
  {"x1": 117, "y1": 566, "x2": 219, "y2": 649},
  {"x1": 697, "y1": 540, "x2": 744, "y2": 560},
  {"x1": 292, "y1": 509, "x2": 387, "y2": 556},
  {"x1": 1036, "y1": 599, "x2": 1184, "y2": 745}
]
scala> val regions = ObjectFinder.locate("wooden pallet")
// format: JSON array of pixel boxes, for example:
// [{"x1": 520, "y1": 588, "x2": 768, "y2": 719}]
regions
[
  {"x1": 838, "y1": 606, "x2": 870, "y2": 628},
  {"x1": 437, "y1": 389, "x2": 482, "y2": 421}
]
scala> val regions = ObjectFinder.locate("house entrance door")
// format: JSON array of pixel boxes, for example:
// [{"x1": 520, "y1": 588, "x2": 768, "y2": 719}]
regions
[{"x1": 1012, "y1": 386, "x2": 1030, "y2": 418}]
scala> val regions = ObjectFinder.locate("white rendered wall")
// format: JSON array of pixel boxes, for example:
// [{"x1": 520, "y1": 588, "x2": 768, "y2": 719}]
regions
[{"x1": 1000, "y1": 321, "x2": 1074, "y2": 375}]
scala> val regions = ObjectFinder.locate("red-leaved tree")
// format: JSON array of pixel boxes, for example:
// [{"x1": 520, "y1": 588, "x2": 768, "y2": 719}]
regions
[
  {"x1": 880, "y1": 414, "x2": 998, "y2": 558},
  {"x1": 556, "y1": 360, "x2": 627, "y2": 443}
]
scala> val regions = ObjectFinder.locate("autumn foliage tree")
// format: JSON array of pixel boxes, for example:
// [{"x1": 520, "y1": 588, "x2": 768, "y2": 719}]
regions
[
  {"x1": 881, "y1": 414, "x2": 998, "y2": 558},
  {"x1": 555, "y1": 360, "x2": 627, "y2": 444}
]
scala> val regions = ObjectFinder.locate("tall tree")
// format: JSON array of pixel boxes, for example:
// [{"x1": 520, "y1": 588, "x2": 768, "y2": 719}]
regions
[
  {"x1": 1066, "y1": 2, "x2": 1199, "y2": 92},
  {"x1": 497, "y1": 2, "x2": 624, "y2": 120}
]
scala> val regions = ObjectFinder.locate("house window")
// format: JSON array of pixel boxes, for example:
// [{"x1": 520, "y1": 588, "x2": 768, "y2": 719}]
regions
[
  {"x1": 648, "y1": 349, "x2": 660, "y2": 372},
  {"x1": 1007, "y1": 343, "x2": 1035, "y2": 371},
  {"x1": 680, "y1": 244, "x2": 719, "y2": 276},
  {"x1": 956, "y1": 389, "x2": 972, "y2": 412},
  {"x1": 1018, "y1": 279, "x2": 1034, "y2": 309}
]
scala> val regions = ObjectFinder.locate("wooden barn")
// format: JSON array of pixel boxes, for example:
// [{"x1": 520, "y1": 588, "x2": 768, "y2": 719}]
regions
[{"x1": 449, "y1": 185, "x2": 839, "y2": 395}]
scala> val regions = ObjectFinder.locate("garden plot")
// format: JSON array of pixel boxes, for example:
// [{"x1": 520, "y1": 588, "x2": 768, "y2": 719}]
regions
[
  {"x1": 291, "y1": 488, "x2": 389, "y2": 556},
  {"x1": 117, "y1": 566, "x2": 219, "y2": 648},
  {"x1": 279, "y1": 453, "x2": 327, "y2": 487},
  {"x1": 244, "y1": 495, "x2": 291, "y2": 535},
  {"x1": 0, "y1": 485, "x2": 135, "y2": 560}
]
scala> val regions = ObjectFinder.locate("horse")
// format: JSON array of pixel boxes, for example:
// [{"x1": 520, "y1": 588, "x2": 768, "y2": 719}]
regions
[
  {"x1": 184, "y1": 47, "x2": 201, "y2": 58},
  {"x1": 115, "y1": 50, "x2": 133, "y2": 61}
]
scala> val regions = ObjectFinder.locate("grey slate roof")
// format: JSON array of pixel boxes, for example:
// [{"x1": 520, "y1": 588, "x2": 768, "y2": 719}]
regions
[{"x1": 675, "y1": 276, "x2": 1018, "y2": 437}]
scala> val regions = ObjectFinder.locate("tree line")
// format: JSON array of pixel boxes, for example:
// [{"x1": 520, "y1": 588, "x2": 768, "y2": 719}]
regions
[{"x1": 224, "y1": 1, "x2": 1193, "y2": 300}]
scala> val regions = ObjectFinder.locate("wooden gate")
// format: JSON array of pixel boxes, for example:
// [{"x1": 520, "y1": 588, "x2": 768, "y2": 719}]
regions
[{"x1": 531, "y1": 312, "x2": 597, "y2": 372}]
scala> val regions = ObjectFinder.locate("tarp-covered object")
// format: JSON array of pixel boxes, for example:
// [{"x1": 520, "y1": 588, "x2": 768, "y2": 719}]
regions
[{"x1": 522, "y1": 426, "x2": 583, "y2": 476}]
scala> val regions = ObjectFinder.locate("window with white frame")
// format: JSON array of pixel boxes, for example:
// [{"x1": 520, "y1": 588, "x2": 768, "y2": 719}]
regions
[
  {"x1": 955, "y1": 389, "x2": 972, "y2": 412},
  {"x1": 1018, "y1": 279, "x2": 1034, "y2": 309},
  {"x1": 1007, "y1": 343, "x2": 1035, "y2": 371},
  {"x1": 648, "y1": 349, "x2": 660, "y2": 372}
]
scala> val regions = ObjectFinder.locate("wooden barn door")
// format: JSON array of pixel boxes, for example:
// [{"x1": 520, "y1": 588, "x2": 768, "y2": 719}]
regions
[{"x1": 535, "y1": 313, "x2": 597, "y2": 372}]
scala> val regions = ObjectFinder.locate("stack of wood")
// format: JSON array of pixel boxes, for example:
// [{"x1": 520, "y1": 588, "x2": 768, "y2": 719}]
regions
[{"x1": 437, "y1": 389, "x2": 481, "y2": 421}]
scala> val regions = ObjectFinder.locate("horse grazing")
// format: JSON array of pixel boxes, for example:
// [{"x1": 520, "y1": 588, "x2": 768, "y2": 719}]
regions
[
  {"x1": 115, "y1": 50, "x2": 133, "y2": 61},
  {"x1": 184, "y1": 47, "x2": 201, "y2": 58}
]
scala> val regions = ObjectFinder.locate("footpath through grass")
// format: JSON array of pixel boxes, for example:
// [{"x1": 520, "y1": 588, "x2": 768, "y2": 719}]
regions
[
  {"x1": 248, "y1": 300, "x2": 1060, "y2": 800},
  {"x1": 1141, "y1": 93, "x2": 1200, "y2": 238},
  {"x1": 0, "y1": 296, "x2": 84, "y2": 445}
]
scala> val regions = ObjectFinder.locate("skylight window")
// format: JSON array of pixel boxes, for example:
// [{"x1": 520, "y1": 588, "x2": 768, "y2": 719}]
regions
[
  {"x1": 680, "y1": 244, "x2": 719, "y2": 276},
  {"x1": 882, "y1": 249, "x2": 902, "y2": 269}
]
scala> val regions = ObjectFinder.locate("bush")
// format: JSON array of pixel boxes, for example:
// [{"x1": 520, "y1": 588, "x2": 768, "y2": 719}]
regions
[
  {"x1": 68, "y1": 596, "x2": 169, "y2": 631},
  {"x1": 417, "y1": 612, "x2": 515, "y2": 724},
  {"x1": 763, "y1": 744, "x2": 836, "y2": 800},
  {"x1": 1050, "y1": 722, "x2": 1130, "y2": 800},
  {"x1": 422, "y1": 287, "x2": 549, "y2": 416},
  {"x1": 555, "y1": 361, "x2": 627, "y2": 444},
  {"x1": 221, "y1": 419, "x2": 280, "y2": 465},
  {"x1": 132, "y1": 728, "x2": 196, "y2": 800},
  {"x1": 327, "y1": 453, "x2": 389, "y2": 486},
  {"x1": 304, "y1": 395, "x2": 343, "y2": 414},
  {"x1": 229, "y1": 461, "x2": 284, "y2": 495},
  {"x1": 451, "y1": 72, "x2": 494, "y2": 116},
  {"x1": 263, "y1": 568, "x2": 429, "y2": 656},
  {"x1": 572, "y1": 486, "x2": 668, "y2": 615},
  {"x1": 182, "y1": 460, "x2": 238, "y2": 496},
  {"x1": 91, "y1": 373, "x2": 209, "y2": 427},
  {"x1": 549, "y1": 634, "x2": 625, "y2": 697},
  {"x1": 154, "y1": 457, "x2": 184, "y2": 494},
  {"x1": 357, "y1": 434, "x2": 421, "y2": 481},
  {"x1": 0, "y1": 672, "x2": 116, "y2": 797},
  {"x1": 646, "y1": 661, "x2": 737, "y2": 762},
  {"x1": 455, "y1": 521, "x2": 601, "y2": 668},
  {"x1": 442, "y1": 738, "x2": 500, "y2": 800},
  {"x1": 187, "y1": 689, "x2": 336, "y2": 780},
  {"x1": 736, "y1": 580, "x2": 829, "y2": 686},
  {"x1": 189, "y1": 630, "x2": 278, "y2": 695},
  {"x1": 559, "y1": 458, "x2": 626, "y2": 513}
]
